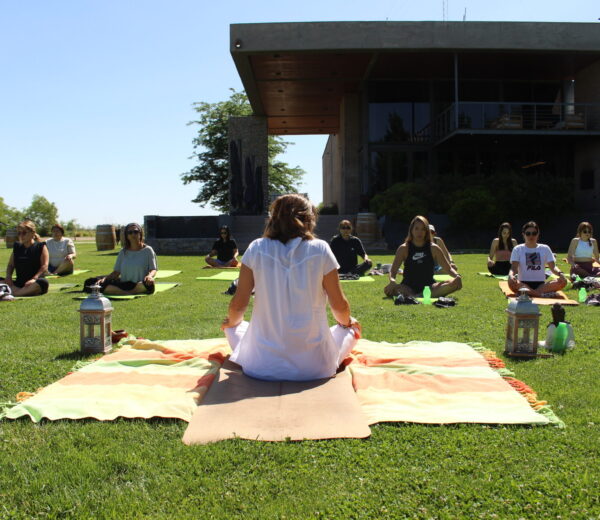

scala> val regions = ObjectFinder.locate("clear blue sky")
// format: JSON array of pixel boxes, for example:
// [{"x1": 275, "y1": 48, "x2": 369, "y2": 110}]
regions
[{"x1": 1, "y1": 1, "x2": 598, "y2": 227}]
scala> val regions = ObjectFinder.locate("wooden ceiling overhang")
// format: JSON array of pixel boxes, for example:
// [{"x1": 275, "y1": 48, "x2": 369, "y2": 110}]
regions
[{"x1": 230, "y1": 22, "x2": 600, "y2": 136}]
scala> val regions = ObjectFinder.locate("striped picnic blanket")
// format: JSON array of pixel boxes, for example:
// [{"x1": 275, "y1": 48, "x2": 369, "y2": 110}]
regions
[
  {"x1": 3, "y1": 339, "x2": 561, "y2": 428},
  {"x1": 3, "y1": 338, "x2": 229, "y2": 422},
  {"x1": 346, "y1": 339, "x2": 562, "y2": 427}
]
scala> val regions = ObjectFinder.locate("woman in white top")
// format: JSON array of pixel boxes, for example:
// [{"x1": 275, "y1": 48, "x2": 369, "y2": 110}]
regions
[
  {"x1": 45, "y1": 224, "x2": 76, "y2": 275},
  {"x1": 567, "y1": 221, "x2": 600, "y2": 278},
  {"x1": 508, "y1": 221, "x2": 567, "y2": 297},
  {"x1": 221, "y1": 194, "x2": 362, "y2": 381}
]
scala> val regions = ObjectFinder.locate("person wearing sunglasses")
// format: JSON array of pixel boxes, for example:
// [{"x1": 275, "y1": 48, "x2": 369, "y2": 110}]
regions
[
  {"x1": 566, "y1": 221, "x2": 600, "y2": 278},
  {"x1": 205, "y1": 225, "x2": 239, "y2": 268},
  {"x1": 508, "y1": 221, "x2": 566, "y2": 297},
  {"x1": 1, "y1": 220, "x2": 49, "y2": 297},
  {"x1": 93, "y1": 223, "x2": 157, "y2": 295},
  {"x1": 329, "y1": 220, "x2": 373, "y2": 277}
]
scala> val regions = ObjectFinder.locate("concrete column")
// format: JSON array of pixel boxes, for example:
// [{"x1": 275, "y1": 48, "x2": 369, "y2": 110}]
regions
[
  {"x1": 228, "y1": 116, "x2": 268, "y2": 215},
  {"x1": 339, "y1": 93, "x2": 361, "y2": 214}
]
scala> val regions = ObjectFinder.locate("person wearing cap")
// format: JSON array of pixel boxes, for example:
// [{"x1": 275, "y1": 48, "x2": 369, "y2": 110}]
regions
[
  {"x1": 329, "y1": 220, "x2": 373, "y2": 276},
  {"x1": 429, "y1": 224, "x2": 457, "y2": 271}
]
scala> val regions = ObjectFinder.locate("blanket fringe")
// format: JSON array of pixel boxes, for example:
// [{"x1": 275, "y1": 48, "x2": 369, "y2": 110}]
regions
[{"x1": 471, "y1": 346, "x2": 565, "y2": 428}]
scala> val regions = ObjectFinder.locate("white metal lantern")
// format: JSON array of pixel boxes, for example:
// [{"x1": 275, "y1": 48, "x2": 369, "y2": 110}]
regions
[
  {"x1": 79, "y1": 285, "x2": 113, "y2": 353},
  {"x1": 505, "y1": 288, "x2": 541, "y2": 358}
]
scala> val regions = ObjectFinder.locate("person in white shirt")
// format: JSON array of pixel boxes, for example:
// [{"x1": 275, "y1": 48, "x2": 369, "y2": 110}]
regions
[
  {"x1": 508, "y1": 221, "x2": 567, "y2": 297},
  {"x1": 45, "y1": 224, "x2": 76, "y2": 275},
  {"x1": 220, "y1": 194, "x2": 362, "y2": 382},
  {"x1": 566, "y1": 221, "x2": 600, "y2": 278}
]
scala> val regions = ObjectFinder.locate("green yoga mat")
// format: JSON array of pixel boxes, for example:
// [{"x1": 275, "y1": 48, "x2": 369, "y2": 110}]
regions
[
  {"x1": 340, "y1": 276, "x2": 375, "y2": 283},
  {"x1": 433, "y1": 274, "x2": 453, "y2": 282},
  {"x1": 73, "y1": 283, "x2": 180, "y2": 300},
  {"x1": 154, "y1": 270, "x2": 182, "y2": 279},
  {"x1": 478, "y1": 272, "x2": 508, "y2": 280},
  {"x1": 44, "y1": 269, "x2": 90, "y2": 279},
  {"x1": 196, "y1": 271, "x2": 239, "y2": 281},
  {"x1": 415, "y1": 297, "x2": 439, "y2": 304}
]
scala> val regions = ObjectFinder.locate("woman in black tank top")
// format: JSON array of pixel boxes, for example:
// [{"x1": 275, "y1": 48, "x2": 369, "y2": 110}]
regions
[{"x1": 384, "y1": 216, "x2": 462, "y2": 299}]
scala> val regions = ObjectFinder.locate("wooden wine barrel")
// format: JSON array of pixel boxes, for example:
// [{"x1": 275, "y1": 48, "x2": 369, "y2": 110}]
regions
[
  {"x1": 96, "y1": 225, "x2": 116, "y2": 251},
  {"x1": 5, "y1": 227, "x2": 17, "y2": 249},
  {"x1": 355, "y1": 213, "x2": 378, "y2": 242}
]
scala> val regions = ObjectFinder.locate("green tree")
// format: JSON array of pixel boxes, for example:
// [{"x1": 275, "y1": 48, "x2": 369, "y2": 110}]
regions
[
  {"x1": 181, "y1": 89, "x2": 304, "y2": 212},
  {"x1": 24, "y1": 194, "x2": 59, "y2": 236},
  {"x1": 0, "y1": 197, "x2": 23, "y2": 236}
]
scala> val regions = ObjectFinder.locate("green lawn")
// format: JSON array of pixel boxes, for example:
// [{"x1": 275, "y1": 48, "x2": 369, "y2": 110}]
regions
[{"x1": 1, "y1": 243, "x2": 599, "y2": 519}]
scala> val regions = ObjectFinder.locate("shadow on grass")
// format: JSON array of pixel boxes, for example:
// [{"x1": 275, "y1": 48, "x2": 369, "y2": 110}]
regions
[{"x1": 54, "y1": 350, "x2": 100, "y2": 361}]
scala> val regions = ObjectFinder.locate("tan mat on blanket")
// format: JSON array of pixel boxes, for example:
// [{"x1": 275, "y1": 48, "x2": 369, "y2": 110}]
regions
[
  {"x1": 498, "y1": 281, "x2": 578, "y2": 306},
  {"x1": 182, "y1": 362, "x2": 371, "y2": 444}
]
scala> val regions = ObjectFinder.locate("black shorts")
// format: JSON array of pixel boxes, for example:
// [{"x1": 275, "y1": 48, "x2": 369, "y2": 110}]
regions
[
  {"x1": 9, "y1": 278, "x2": 49, "y2": 294},
  {"x1": 102, "y1": 280, "x2": 138, "y2": 292},
  {"x1": 521, "y1": 280, "x2": 545, "y2": 290}
]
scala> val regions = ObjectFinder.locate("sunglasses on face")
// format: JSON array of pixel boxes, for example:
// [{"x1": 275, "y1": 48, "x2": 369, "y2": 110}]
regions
[
  {"x1": 127, "y1": 229, "x2": 141, "y2": 235},
  {"x1": 17, "y1": 230, "x2": 30, "y2": 235},
  {"x1": 220, "y1": 231, "x2": 228, "y2": 235},
  {"x1": 582, "y1": 229, "x2": 591, "y2": 234},
  {"x1": 340, "y1": 226, "x2": 351, "y2": 230},
  {"x1": 524, "y1": 231, "x2": 538, "y2": 236}
]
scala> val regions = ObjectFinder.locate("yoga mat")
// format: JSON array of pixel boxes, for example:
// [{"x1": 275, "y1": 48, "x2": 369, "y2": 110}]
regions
[
  {"x1": 196, "y1": 271, "x2": 238, "y2": 281},
  {"x1": 340, "y1": 276, "x2": 375, "y2": 283},
  {"x1": 347, "y1": 339, "x2": 562, "y2": 427},
  {"x1": 3, "y1": 338, "x2": 229, "y2": 422},
  {"x1": 73, "y1": 282, "x2": 180, "y2": 300},
  {"x1": 433, "y1": 274, "x2": 453, "y2": 282},
  {"x1": 182, "y1": 363, "x2": 371, "y2": 444},
  {"x1": 154, "y1": 270, "x2": 182, "y2": 279},
  {"x1": 477, "y1": 272, "x2": 508, "y2": 280},
  {"x1": 44, "y1": 269, "x2": 90, "y2": 279},
  {"x1": 498, "y1": 281, "x2": 578, "y2": 306},
  {"x1": 202, "y1": 265, "x2": 240, "y2": 270}
]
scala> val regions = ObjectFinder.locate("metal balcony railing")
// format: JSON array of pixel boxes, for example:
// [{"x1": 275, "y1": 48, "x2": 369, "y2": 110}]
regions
[{"x1": 419, "y1": 102, "x2": 600, "y2": 143}]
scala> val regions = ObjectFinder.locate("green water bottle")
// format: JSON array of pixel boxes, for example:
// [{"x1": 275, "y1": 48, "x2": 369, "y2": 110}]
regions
[
  {"x1": 578, "y1": 287, "x2": 587, "y2": 303},
  {"x1": 552, "y1": 322, "x2": 569, "y2": 353},
  {"x1": 423, "y1": 286, "x2": 432, "y2": 305}
]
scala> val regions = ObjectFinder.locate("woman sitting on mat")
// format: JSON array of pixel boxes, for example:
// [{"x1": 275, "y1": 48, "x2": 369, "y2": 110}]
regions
[
  {"x1": 97, "y1": 222, "x2": 157, "y2": 295},
  {"x1": 508, "y1": 221, "x2": 567, "y2": 297},
  {"x1": 384, "y1": 215, "x2": 462, "y2": 298},
  {"x1": 45, "y1": 223, "x2": 76, "y2": 276},
  {"x1": 1, "y1": 220, "x2": 49, "y2": 297},
  {"x1": 220, "y1": 194, "x2": 362, "y2": 382},
  {"x1": 205, "y1": 225, "x2": 239, "y2": 268},
  {"x1": 566, "y1": 221, "x2": 600, "y2": 278},
  {"x1": 487, "y1": 222, "x2": 518, "y2": 276}
]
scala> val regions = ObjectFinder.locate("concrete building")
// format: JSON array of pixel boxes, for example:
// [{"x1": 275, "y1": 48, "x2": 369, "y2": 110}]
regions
[{"x1": 230, "y1": 21, "x2": 600, "y2": 217}]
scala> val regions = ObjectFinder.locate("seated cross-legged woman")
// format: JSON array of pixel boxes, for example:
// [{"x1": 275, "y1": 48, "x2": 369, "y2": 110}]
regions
[
  {"x1": 221, "y1": 194, "x2": 361, "y2": 382},
  {"x1": 45, "y1": 223, "x2": 76, "y2": 275},
  {"x1": 508, "y1": 221, "x2": 567, "y2": 297},
  {"x1": 384, "y1": 215, "x2": 462, "y2": 299},
  {"x1": 487, "y1": 222, "x2": 518, "y2": 276},
  {"x1": 1, "y1": 220, "x2": 49, "y2": 297},
  {"x1": 205, "y1": 226, "x2": 239, "y2": 268},
  {"x1": 567, "y1": 221, "x2": 600, "y2": 279},
  {"x1": 329, "y1": 220, "x2": 373, "y2": 276},
  {"x1": 97, "y1": 223, "x2": 157, "y2": 295}
]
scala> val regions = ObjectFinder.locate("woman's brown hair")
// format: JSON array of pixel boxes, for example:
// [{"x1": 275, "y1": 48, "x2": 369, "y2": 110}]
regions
[
  {"x1": 577, "y1": 221, "x2": 593, "y2": 240},
  {"x1": 263, "y1": 194, "x2": 317, "y2": 243},
  {"x1": 51, "y1": 223, "x2": 65, "y2": 235},
  {"x1": 17, "y1": 220, "x2": 41, "y2": 242},
  {"x1": 405, "y1": 215, "x2": 433, "y2": 244},
  {"x1": 522, "y1": 221, "x2": 539, "y2": 234},
  {"x1": 123, "y1": 222, "x2": 145, "y2": 250},
  {"x1": 497, "y1": 222, "x2": 514, "y2": 251}
]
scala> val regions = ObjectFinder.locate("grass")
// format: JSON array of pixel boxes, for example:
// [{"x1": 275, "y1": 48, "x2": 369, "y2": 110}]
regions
[{"x1": 1, "y1": 243, "x2": 600, "y2": 518}]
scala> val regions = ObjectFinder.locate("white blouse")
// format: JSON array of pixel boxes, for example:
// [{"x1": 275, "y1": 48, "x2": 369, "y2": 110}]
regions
[{"x1": 229, "y1": 236, "x2": 351, "y2": 381}]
